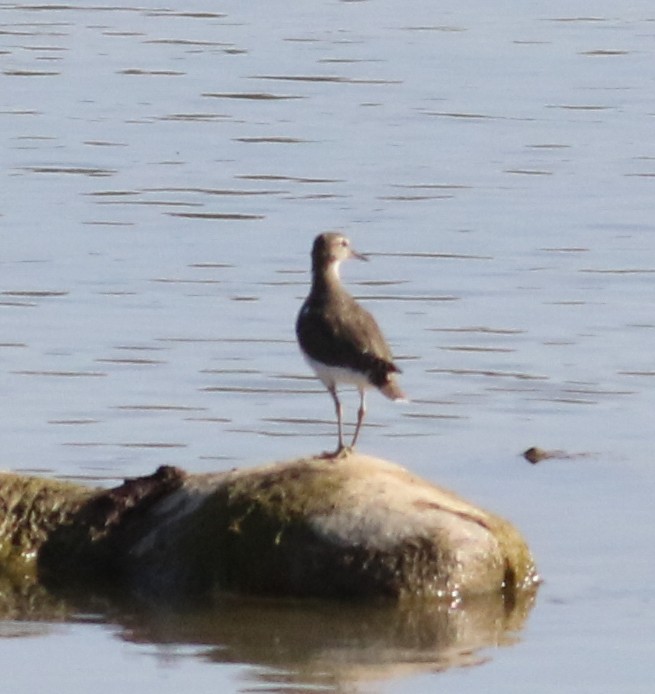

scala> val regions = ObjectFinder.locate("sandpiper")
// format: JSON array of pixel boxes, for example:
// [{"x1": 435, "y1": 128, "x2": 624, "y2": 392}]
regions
[{"x1": 296, "y1": 232, "x2": 405, "y2": 456}]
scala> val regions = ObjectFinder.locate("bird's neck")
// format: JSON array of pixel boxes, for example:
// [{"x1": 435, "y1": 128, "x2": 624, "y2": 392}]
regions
[{"x1": 310, "y1": 259, "x2": 342, "y2": 297}]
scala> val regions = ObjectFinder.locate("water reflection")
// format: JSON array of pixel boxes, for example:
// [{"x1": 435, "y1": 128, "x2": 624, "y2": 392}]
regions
[
  {"x1": 131, "y1": 595, "x2": 535, "y2": 688},
  {"x1": 0, "y1": 577, "x2": 536, "y2": 689}
]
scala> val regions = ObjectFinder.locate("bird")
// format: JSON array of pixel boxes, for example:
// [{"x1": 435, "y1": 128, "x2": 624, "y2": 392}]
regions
[{"x1": 296, "y1": 232, "x2": 405, "y2": 456}]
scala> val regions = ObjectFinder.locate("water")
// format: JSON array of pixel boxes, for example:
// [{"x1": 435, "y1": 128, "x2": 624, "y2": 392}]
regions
[{"x1": 2, "y1": 0, "x2": 655, "y2": 691}]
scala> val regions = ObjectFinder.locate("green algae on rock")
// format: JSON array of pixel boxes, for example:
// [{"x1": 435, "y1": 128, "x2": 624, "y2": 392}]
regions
[{"x1": 0, "y1": 473, "x2": 94, "y2": 582}]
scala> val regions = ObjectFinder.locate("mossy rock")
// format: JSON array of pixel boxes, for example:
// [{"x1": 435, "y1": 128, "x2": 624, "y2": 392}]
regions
[
  {"x1": 0, "y1": 455, "x2": 539, "y2": 605},
  {"x1": 123, "y1": 454, "x2": 539, "y2": 602}
]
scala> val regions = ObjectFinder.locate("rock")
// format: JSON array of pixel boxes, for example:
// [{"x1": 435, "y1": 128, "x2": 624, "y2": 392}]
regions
[
  {"x1": 40, "y1": 453, "x2": 538, "y2": 602},
  {"x1": 0, "y1": 454, "x2": 539, "y2": 604}
]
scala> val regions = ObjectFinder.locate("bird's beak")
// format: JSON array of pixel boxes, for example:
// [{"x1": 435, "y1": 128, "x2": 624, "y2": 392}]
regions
[{"x1": 351, "y1": 248, "x2": 369, "y2": 262}]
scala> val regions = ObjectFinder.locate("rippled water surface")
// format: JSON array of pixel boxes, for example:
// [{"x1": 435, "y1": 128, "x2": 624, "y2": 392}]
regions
[{"x1": 2, "y1": 1, "x2": 655, "y2": 692}]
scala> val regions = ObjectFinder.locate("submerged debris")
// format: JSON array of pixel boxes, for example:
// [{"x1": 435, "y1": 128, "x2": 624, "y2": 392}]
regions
[
  {"x1": 523, "y1": 446, "x2": 593, "y2": 464},
  {"x1": 523, "y1": 447, "x2": 558, "y2": 464},
  {"x1": 76, "y1": 465, "x2": 186, "y2": 535}
]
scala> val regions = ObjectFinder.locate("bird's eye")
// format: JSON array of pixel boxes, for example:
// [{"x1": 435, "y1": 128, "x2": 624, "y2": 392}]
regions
[{"x1": 340, "y1": 238, "x2": 349, "y2": 247}]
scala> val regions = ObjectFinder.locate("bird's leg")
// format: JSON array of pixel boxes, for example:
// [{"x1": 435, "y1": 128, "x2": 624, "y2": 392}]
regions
[
  {"x1": 327, "y1": 385, "x2": 348, "y2": 456},
  {"x1": 351, "y1": 388, "x2": 366, "y2": 449}
]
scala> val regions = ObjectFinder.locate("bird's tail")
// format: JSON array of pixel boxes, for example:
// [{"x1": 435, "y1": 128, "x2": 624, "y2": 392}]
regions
[{"x1": 380, "y1": 376, "x2": 407, "y2": 402}]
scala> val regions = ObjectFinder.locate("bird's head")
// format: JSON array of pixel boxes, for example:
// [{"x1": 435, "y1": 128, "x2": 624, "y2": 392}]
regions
[{"x1": 311, "y1": 232, "x2": 367, "y2": 274}]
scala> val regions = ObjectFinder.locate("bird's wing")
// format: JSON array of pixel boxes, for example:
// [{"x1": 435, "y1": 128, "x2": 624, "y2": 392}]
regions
[{"x1": 297, "y1": 295, "x2": 400, "y2": 379}]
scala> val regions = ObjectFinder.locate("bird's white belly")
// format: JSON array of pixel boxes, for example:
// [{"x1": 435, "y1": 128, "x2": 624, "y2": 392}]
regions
[{"x1": 303, "y1": 354, "x2": 370, "y2": 390}]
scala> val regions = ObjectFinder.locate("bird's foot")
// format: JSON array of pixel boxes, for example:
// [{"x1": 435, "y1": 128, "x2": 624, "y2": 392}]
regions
[{"x1": 319, "y1": 445, "x2": 353, "y2": 460}]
